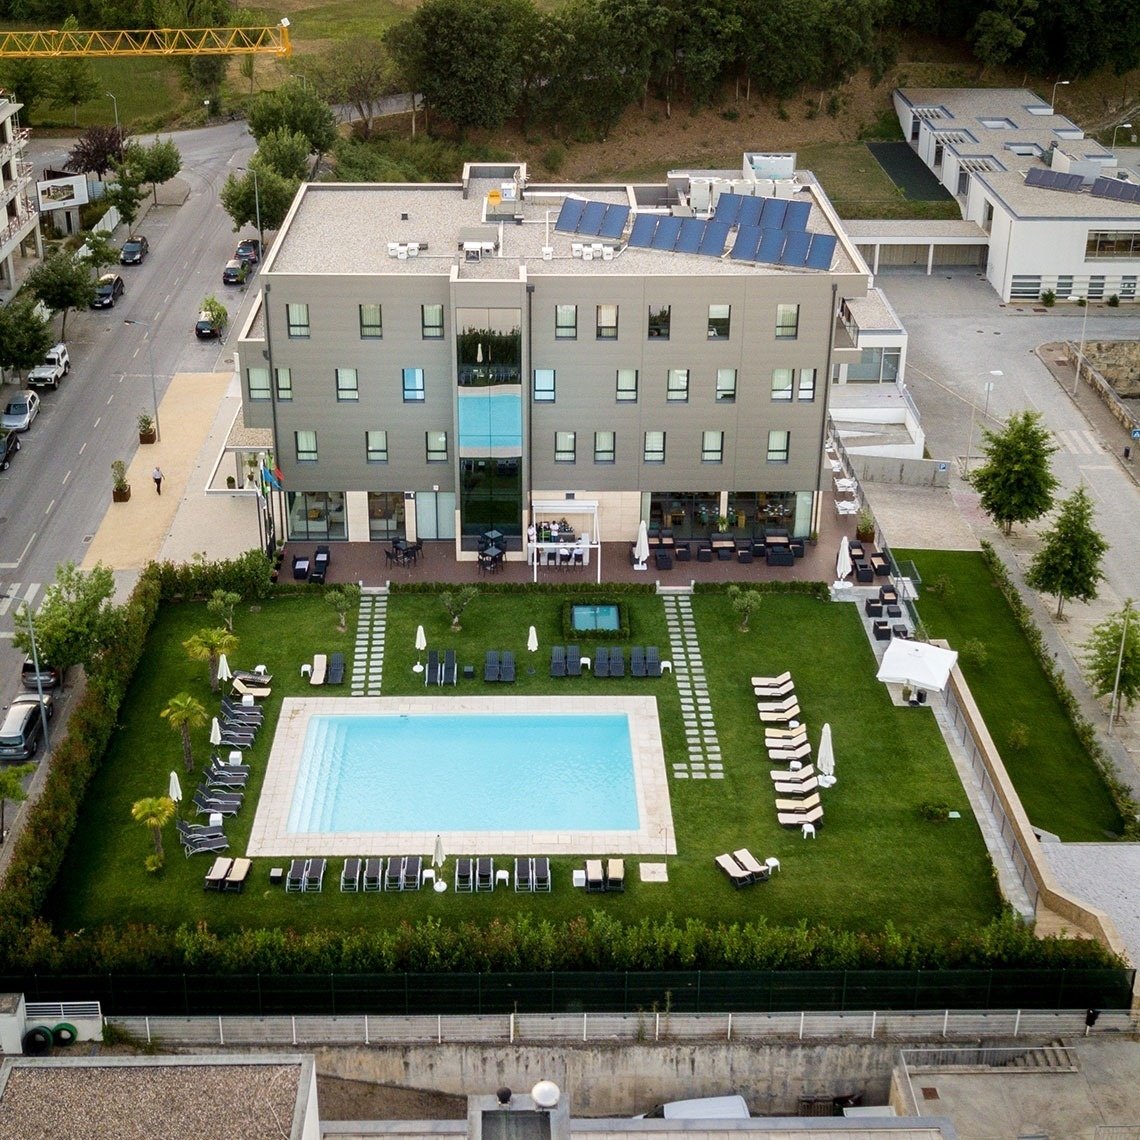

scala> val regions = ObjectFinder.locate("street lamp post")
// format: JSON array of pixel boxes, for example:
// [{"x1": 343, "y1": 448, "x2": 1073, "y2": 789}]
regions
[
  {"x1": 1067, "y1": 296, "x2": 1090, "y2": 397},
  {"x1": 122, "y1": 319, "x2": 161, "y2": 442},
  {"x1": 2, "y1": 593, "x2": 50, "y2": 760},
  {"x1": 237, "y1": 165, "x2": 263, "y2": 255},
  {"x1": 106, "y1": 91, "x2": 118, "y2": 128},
  {"x1": 1050, "y1": 79, "x2": 1070, "y2": 110},
  {"x1": 1111, "y1": 122, "x2": 1133, "y2": 152},
  {"x1": 1109, "y1": 601, "x2": 1133, "y2": 735},
  {"x1": 965, "y1": 370, "x2": 1003, "y2": 475}
]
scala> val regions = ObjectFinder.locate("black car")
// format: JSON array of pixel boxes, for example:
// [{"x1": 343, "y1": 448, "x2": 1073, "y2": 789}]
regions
[
  {"x1": 235, "y1": 237, "x2": 261, "y2": 265},
  {"x1": 91, "y1": 273, "x2": 125, "y2": 308},
  {"x1": 221, "y1": 258, "x2": 249, "y2": 286},
  {"x1": 0, "y1": 429, "x2": 19, "y2": 471},
  {"x1": 0, "y1": 692, "x2": 53, "y2": 762},
  {"x1": 120, "y1": 235, "x2": 149, "y2": 264},
  {"x1": 195, "y1": 310, "x2": 224, "y2": 339}
]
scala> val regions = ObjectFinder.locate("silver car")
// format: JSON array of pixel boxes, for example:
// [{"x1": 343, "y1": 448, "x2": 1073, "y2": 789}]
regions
[{"x1": 2, "y1": 390, "x2": 40, "y2": 432}]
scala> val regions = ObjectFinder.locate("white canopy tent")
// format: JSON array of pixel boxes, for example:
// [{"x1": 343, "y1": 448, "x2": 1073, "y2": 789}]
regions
[
  {"x1": 876, "y1": 639, "x2": 959, "y2": 693},
  {"x1": 530, "y1": 499, "x2": 601, "y2": 583}
]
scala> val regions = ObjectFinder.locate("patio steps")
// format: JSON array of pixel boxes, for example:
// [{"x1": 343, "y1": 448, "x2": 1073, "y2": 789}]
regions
[{"x1": 663, "y1": 594, "x2": 722, "y2": 781}]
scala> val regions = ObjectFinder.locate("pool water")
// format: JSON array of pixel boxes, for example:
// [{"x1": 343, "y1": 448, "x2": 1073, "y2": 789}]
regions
[
  {"x1": 287, "y1": 713, "x2": 639, "y2": 833},
  {"x1": 571, "y1": 603, "x2": 620, "y2": 631}
]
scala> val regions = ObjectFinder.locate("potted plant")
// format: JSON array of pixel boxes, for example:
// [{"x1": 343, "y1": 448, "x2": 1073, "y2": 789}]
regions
[
  {"x1": 137, "y1": 411, "x2": 156, "y2": 444},
  {"x1": 714, "y1": 515, "x2": 731, "y2": 533},
  {"x1": 245, "y1": 456, "x2": 259, "y2": 487},
  {"x1": 226, "y1": 475, "x2": 236, "y2": 489},
  {"x1": 855, "y1": 508, "x2": 875, "y2": 543},
  {"x1": 111, "y1": 459, "x2": 131, "y2": 502}
]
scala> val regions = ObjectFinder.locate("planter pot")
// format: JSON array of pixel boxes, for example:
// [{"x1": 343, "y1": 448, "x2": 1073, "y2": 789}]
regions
[
  {"x1": 112, "y1": 485, "x2": 131, "y2": 503},
  {"x1": 138, "y1": 429, "x2": 156, "y2": 444}
]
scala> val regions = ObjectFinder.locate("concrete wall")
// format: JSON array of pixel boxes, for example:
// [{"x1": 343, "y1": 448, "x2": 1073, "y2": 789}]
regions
[{"x1": 849, "y1": 456, "x2": 950, "y2": 488}]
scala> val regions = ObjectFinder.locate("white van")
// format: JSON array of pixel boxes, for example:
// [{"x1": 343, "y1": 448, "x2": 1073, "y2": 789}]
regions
[{"x1": 638, "y1": 1096, "x2": 750, "y2": 1120}]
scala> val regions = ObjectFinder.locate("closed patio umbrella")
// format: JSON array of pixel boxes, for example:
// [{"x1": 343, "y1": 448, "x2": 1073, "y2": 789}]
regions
[
  {"x1": 168, "y1": 771, "x2": 183, "y2": 804},
  {"x1": 817, "y1": 724, "x2": 835, "y2": 785},
  {"x1": 216, "y1": 652, "x2": 232, "y2": 683},
  {"x1": 836, "y1": 535, "x2": 852, "y2": 581},
  {"x1": 209, "y1": 717, "x2": 222, "y2": 747},
  {"x1": 633, "y1": 520, "x2": 650, "y2": 569},
  {"x1": 527, "y1": 626, "x2": 538, "y2": 653},
  {"x1": 433, "y1": 833, "x2": 446, "y2": 868}
]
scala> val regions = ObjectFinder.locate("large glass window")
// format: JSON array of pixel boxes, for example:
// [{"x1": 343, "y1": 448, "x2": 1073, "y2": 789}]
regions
[
  {"x1": 847, "y1": 347, "x2": 901, "y2": 383},
  {"x1": 275, "y1": 367, "x2": 292, "y2": 400},
  {"x1": 648, "y1": 305, "x2": 671, "y2": 339},
  {"x1": 643, "y1": 431, "x2": 665, "y2": 463},
  {"x1": 247, "y1": 366, "x2": 270, "y2": 400},
  {"x1": 707, "y1": 304, "x2": 730, "y2": 339},
  {"x1": 649, "y1": 492, "x2": 720, "y2": 538},
  {"x1": 798, "y1": 368, "x2": 817, "y2": 401},
  {"x1": 426, "y1": 430, "x2": 448, "y2": 462},
  {"x1": 287, "y1": 491, "x2": 346, "y2": 541},
  {"x1": 1086, "y1": 231, "x2": 1140, "y2": 259},
  {"x1": 336, "y1": 367, "x2": 359, "y2": 401},
  {"x1": 294, "y1": 430, "x2": 317, "y2": 462},
  {"x1": 594, "y1": 430, "x2": 615, "y2": 463},
  {"x1": 460, "y1": 457, "x2": 521, "y2": 541},
  {"x1": 457, "y1": 307, "x2": 522, "y2": 386},
  {"x1": 402, "y1": 367, "x2": 425, "y2": 401},
  {"x1": 286, "y1": 303, "x2": 310, "y2": 338},
  {"x1": 366, "y1": 430, "x2": 388, "y2": 462},
  {"x1": 775, "y1": 303, "x2": 799, "y2": 339},
  {"x1": 421, "y1": 304, "x2": 444, "y2": 338},
  {"x1": 701, "y1": 430, "x2": 724, "y2": 462},
  {"x1": 555, "y1": 431, "x2": 576, "y2": 462},
  {"x1": 555, "y1": 304, "x2": 577, "y2": 339},
  {"x1": 767, "y1": 429, "x2": 790, "y2": 463},
  {"x1": 368, "y1": 491, "x2": 405, "y2": 541},
  {"x1": 771, "y1": 368, "x2": 793, "y2": 401},
  {"x1": 596, "y1": 304, "x2": 618, "y2": 340},
  {"x1": 359, "y1": 304, "x2": 383, "y2": 338},
  {"x1": 666, "y1": 368, "x2": 689, "y2": 402},
  {"x1": 716, "y1": 368, "x2": 737, "y2": 403},
  {"x1": 533, "y1": 369, "x2": 555, "y2": 402},
  {"x1": 616, "y1": 368, "x2": 638, "y2": 402}
]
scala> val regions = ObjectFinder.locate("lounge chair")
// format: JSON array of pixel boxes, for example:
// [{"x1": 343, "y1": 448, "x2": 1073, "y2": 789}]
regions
[
  {"x1": 593, "y1": 646, "x2": 610, "y2": 678},
  {"x1": 455, "y1": 857, "x2": 474, "y2": 892},
  {"x1": 231, "y1": 669, "x2": 274, "y2": 687},
  {"x1": 769, "y1": 763, "x2": 815, "y2": 783},
  {"x1": 424, "y1": 650, "x2": 440, "y2": 686},
  {"x1": 566, "y1": 645, "x2": 582, "y2": 677},
  {"x1": 203, "y1": 768, "x2": 247, "y2": 789},
  {"x1": 768, "y1": 741, "x2": 812, "y2": 763},
  {"x1": 191, "y1": 790, "x2": 241, "y2": 816},
  {"x1": 606, "y1": 858, "x2": 625, "y2": 892},
  {"x1": 759, "y1": 703, "x2": 801, "y2": 724},
  {"x1": 756, "y1": 695, "x2": 799, "y2": 714},
  {"x1": 310, "y1": 654, "x2": 327, "y2": 686},
  {"x1": 177, "y1": 819, "x2": 224, "y2": 844},
  {"x1": 185, "y1": 833, "x2": 229, "y2": 857},
  {"x1": 223, "y1": 857, "x2": 252, "y2": 892},
  {"x1": 585, "y1": 859, "x2": 605, "y2": 892},
  {"x1": 631, "y1": 647, "x2": 647, "y2": 677},
  {"x1": 732, "y1": 849, "x2": 770, "y2": 881},
  {"x1": 303, "y1": 857, "x2": 326, "y2": 891},
  {"x1": 220, "y1": 702, "x2": 262, "y2": 725},
  {"x1": 385, "y1": 856, "x2": 405, "y2": 890},
  {"x1": 362, "y1": 857, "x2": 383, "y2": 891},
  {"x1": 500, "y1": 651, "x2": 515, "y2": 683},
  {"x1": 232, "y1": 677, "x2": 271, "y2": 700},
  {"x1": 442, "y1": 649, "x2": 457, "y2": 686},
  {"x1": 285, "y1": 858, "x2": 307, "y2": 891},
  {"x1": 777, "y1": 803, "x2": 825, "y2": 828},
  {"x1": 774, "y1": 790, "x2": 822, "y2": 813},
  {"x1": 515, "y1": 857, "x2": 532, "y2": 891},
  {"x1": 550, "y1": 645, "x2": 566, "y2": 678},
  {"x1": 484, "y1": 650, "x2": 501, "y2": 682},
  {"x1": 766, "y1": 724, "x2": 807, "y2": 741},
  {"x1": 646, "y1": 646, "x2": 662, "y2": 678},
  {"x1": 609, "y1": 647, "x2": 625, "y2": 678},
  {"x1": 773, "y1": 776, "x2": 820, "y2": 797},
  {"x1": 751, "y1": 671, "x2": 792, "y2": 688},
  {"x1": 403, "y1": 855, "x2": 423, "y2": 890},
  {"x1": 328, "y1": 652, "x2": 345, "y2": 685},
  {"x1": 203, "y1": 856, "x2": 232, "y2": 889},
  {"x1": 716, "y1": 852, "x2": 754, "y2": 888},
  {"x1": 310, "y1": 544, "x2": 330, "y2": 585},
  {"x1": 218, "y1": 734, "x2": 254, "y2": 751},
  {"x1": 753, "y1": 679, "x2": 795, "y2": 699},
  {"x1": 341, "y1": 857, "x2": 361, "y2": 891},
  {"x1": 533, "y1": 856, "x2": 551, "y2": 892},
  {"x1": 476, "y1": 856, "x2": 494, "y2": 891}
]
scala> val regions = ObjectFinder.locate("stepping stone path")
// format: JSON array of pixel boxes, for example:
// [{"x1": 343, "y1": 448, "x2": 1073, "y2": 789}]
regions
[
  {"x1": 662, "y1": 593, "x2": 722, "y2": 780},
  {"x1": 352, "y1": 587, "x2": 388, "y2": 696}
]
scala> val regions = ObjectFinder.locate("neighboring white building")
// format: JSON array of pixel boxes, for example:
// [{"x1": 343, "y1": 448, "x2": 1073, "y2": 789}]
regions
[
  {"x1": 0, "y1": 88, "x2": 40, "y2": 300},
  {"x1": 893, "y1": 87, "x2": 1140, "y2": 304}
]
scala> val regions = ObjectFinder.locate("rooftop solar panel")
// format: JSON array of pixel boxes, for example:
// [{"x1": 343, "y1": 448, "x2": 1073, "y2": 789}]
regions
[
  {"x1": 652, "y1": 215, "x2": 683, "y2": 250},
  {"x1": 627, "y1": 214, "x2": 659, "y2": 247},
  {"x1": 1104, "y1": 179, "x2": 1128, "y2": 199},
  {"x1": 675, "y1": 218, "x2": 705, "y2": 254},
  {"x1": 755, "y1": 228, "x2": 788, "y2": 264},
  {"x1": 1091, "y1": 176, "x2": 1122, "y2": 199},
  {"x1": 737, "y1": 196, "x2": 763, "y2": 228},
  {"x1": 804, "y1": 232, "x2": 837, "y2": 270},
  {"x1": 1024, "y1": 167, "x2": 1048, "y2": 187},
  {"x1": 1125, "y1": 183, "x2": 1140, "y2": 203},
  {"x1": 599, "y1": 203, "x2": 631, "y2": 239},
  {"x1": 577, "y1": 200, "x2": 607, "y2": 235},
  {"x1": 729, "y1": 224, "x2": 761, "y2": 260},
  {"x1": 778, "y1": 229, "x2": 812, "y2": 267},
  {"x1": 759, "y1": 197, "x2": 787, "y2": 229},
  {"x1": 1065, "y1": 173, "x2": 1086, "y2": 192},
  {"x1": 555, "y1": 198, "x2": 586, "y2": 233},
  {"x1": 714, "y1": 192, "x2": 744, "y2": 224},
  {"x1": 783, "y1": 199, "x2": 812, "y2": 230},
  {"x1": 698, "y1": 219, "x2": 730, "y2": 257}
]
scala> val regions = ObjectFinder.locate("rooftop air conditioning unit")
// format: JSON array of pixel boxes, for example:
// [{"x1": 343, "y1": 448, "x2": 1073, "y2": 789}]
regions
[
  {"x1": 482, "y1": 242, "x2": 496, "y2": 255},
  {"x1": 463, "y1": 242, "x2": 482, "y2": 261},
  {"x1": 572, "y1": 243, "x2": 584, "y2": 258},
  {"x1": 406, "y1": 243, "x2": 419, "y2": 257},
  {"x1": 397, "y1": 246, "x2": 408, "y2": 260},
  {"x1": 601, "y1": 246, "x2": 614, "y2": 261},
  {"x1": 541, "y1": 246, "x2": 554, "y2": 260},
  {"x1": 582, "y1": 247, "x2": 594, "y2": 260},
  {"x1": 387, "y1": 242, "x2": 400, "y2": 257}
]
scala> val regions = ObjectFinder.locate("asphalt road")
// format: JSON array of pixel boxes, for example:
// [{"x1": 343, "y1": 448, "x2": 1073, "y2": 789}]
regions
[{"x1": 0, "y1": 121, "x2": 258, "y2": 707}]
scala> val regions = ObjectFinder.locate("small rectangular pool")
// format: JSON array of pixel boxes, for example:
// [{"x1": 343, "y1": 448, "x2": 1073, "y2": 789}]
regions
[{"x1": 571, "y1": 603, "x2": 619, "y2": 631}]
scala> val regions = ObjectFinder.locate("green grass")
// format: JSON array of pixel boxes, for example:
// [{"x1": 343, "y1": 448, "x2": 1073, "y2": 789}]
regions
[
  {"x1": 49, "y1": 587, "x2": 1000, "y2": 939},
  {"x1": 898, "y1": 549, "x2": 1123, "y2": 841}
]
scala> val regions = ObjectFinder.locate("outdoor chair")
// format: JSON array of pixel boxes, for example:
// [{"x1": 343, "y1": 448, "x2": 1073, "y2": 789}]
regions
[
  {"x1": 384, "y1": 857, "x2": 405, "y2": 891},
  {"x1": 674, "y1": 543, "x2": 691, "y2": 561},
  {"x1": 756, "y1": 695, "x2": 799, "y2": 714},
  {"x1": 759, "y1": 703, "x2": 801, "y2": 724},
  {"x1": 606, "y1": 859, "x2": 625, "y2": 892},
  {"x1": 203, "y1": 857, "x2": 232, "y2": 890},
  {"x1": 328, "y1": 652, "x2": 345, "y2": 685},
  {"x1": 223, "y1": 858, "x2": 251, "y2": 892},
  {"x1": 715, "y1": 852, "x2": 754, "y2": 888},
  {"x1": 303, "y1": 858, "x2": 326, "y2": 892},
  {"x1": 732, "y1": 849, "x2": 771, "y2": 882},
  {"x1": 231, "y1": 677, "x2": 271, "y2": 700},
  {"x1": 697, "y1": 547, "x2": 713, "y2": 562},
  {"x1": 177, "y1": 819, "x2": 224, "y2": 845},
  {"x1": 455, "y1": 857, "x2": 474, "y2": 892},
  {"x1": 585, "y1": 859, "x2": 605, "y2": 892},
  {"x1": 500, "y1": 651, "x2": 515, "y2": 683},
  {"x1": 515, "y1": 857, "x2": 533, "y2": 891},
  {"x1": 231, "y1": 668, "x2": 274, "y2": 687},
  {"x1": 292, "y1": 555, "x2": 309, "y2": 580},
  {"x1": 655, "y1": 549, "x2": 673, "y2": 570},
  {"x1": 855, "y1": 561, "x2": 874, "y2": 583},
  {"x1": 751, "y1": 671, "x2": 792, "y2": 688},
  {"x1": 533, "y1": 857, "x2": 551, "y2": 892},
  {"x1": 777, "y1": 804, "x2": 824, "y2": 828},
  {"x1": 484, "y1": 650, "x2": 501, "y2": 682},
  {"x1": 476, "y1": 856, "x2": 495, "y2": 891},
  {"x1": 609, "y1": 647, "x2": 625, "y2": 678},
  {"x1": 753, "y1": 678, "x2": 795, "y2": 698},
  {"x1": 631, "y1": 647, "x2": 647, "y2": 677},
  {"x1": 768, "y1": 741, "x2": 812, "y2": 763},
  {"x1": 766, "y1": 724, "x2": 807, "y2": 741},
  {"x1": 285, "y1": 858, "x2": 307, "y2": 891},
  {"x1": 184, "y1": 833, "x2": 229, "y2": 857},
  {"x1": 774, "y1": 790, "x2": 822, "y2": 813},
  {"x1": 646, "y1": 647, "x2": 662, "y2": 678},
  {"x1": 593, "y1": 646, "x2": 610, "y2": 678},
  {"x1": 550, "y1": 645, "x2": 566, "y2": 678},
  {"x1": 848, "y1": 541, "x2": 865, "y2": 560},
  {"x1": 566, "y1": 645, "x2": 582, "y2": 677},
  {"x1": 769, "y1": 759, "x2": 814, "y2": 781},
  {"x1": 221, "y1": 698, "x2": 262, "y2": 722},
  {"x1": 311, "y1": 544, "x2": 330, "y2": 585},
  {"x1": 341, "y1": 857, "x2": 361, "y2": 892},
  {"x1": 309, "y1": 653, "x2": 327, "y2": 686},
  {"x1": 442, "y1": 650, "x2": 457, "y2": 685},
  {"x1": 873, "y1": 621, "x2": 891, "y2": 641},
  {"x1": 363, "y1": 858, "x2": 383, "y2": 891},
  {"x1": 864, "y1": 598, "x2": 883, "y2": 617},
  {"x1": 425, "y1": 650, "x2": 441, "y2": 686},
  {"x1": 402, "y1": 855, "x2": 422, "y2": 890},
  {"x1": 191, "y1": 790, "x2": 240, "y2": 817}
]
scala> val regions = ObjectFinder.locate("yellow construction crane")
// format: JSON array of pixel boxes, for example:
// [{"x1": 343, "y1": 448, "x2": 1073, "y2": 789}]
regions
[{"x1": 0, "y1": 19, "x2": 292, "y2": 58}]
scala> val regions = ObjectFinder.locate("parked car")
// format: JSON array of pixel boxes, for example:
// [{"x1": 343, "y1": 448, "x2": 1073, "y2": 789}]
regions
[
  {"x1": 27, "y1": 343, "x2": 70, "y2": 390},
  {"x1": 120, "y1": 235, "x2": 149, "y2": 264},
  {"x1": 0, "y1": 691, "x2": 53, "y2": 761},
  {"x1": 0, "y1": 429, "x2": 19, "y2": 470},
  {"x1": 195, "y1": 309, "x2": 225, "y2": 339},
  {"x1": 2, "y1": 391, "x2": 40, "y2": 432},
  {"x1": 222, "y1": 258, "x2": 249, "y2": 285},
  {"x1": 235, "y1": 236, "x2": 261, "y2": 264},
  {"x1": 91, "y1": 273, "x2": 125, "y2": 308},
  {"x1": 21, "y1": 656, "x2": 64, "y2": 692}
]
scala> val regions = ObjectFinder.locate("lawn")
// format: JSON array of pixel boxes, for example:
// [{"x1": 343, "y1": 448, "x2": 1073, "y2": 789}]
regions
[
  {"x1": 48, "y1": 587, "x2": 1000, "y2": 939},
  {"x1": 897, "y1": 549, "x2": 1123, "y2": 842}
]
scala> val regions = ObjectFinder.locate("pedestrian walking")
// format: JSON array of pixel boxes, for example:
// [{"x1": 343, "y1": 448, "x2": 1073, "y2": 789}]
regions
[{"x1": 153, "y1": 466, "x2": 163, "y2": 494}]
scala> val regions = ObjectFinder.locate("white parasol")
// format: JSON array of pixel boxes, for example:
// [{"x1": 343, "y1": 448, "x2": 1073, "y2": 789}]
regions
[
  {"x1": 633, "y1": 520, "x2": 650, "y2": 570},
  {"x1": 433, "y1": 833, "x2": 446, "y2": 868},
  {"x1": 876, "y1": 639, "x2": 959, "y2": 693},
  {"x1": 527, "y1": 626, "x2": 538, "y2": 653},
  {"x1": 415, "y1": 625, "x2": 427, "y2": 653},
  {"x1": 209, "y1": 717, "x2": 222, "y2": 746},
  {"x1": 836, "y1": 535, "x2": 852, "y2": 581},
  {"x1": 817, "y1": 724, "x2": 835, "y2": 785},
  {"x1": 216, "y1": 652, "x2": 232, "y2": 683},
  {"x1": 168, "y1": 771, "x2": 183, "y2": 804}
]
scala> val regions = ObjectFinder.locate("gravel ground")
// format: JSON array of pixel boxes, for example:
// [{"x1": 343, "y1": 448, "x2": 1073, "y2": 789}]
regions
[{"x1": 317, "y1": 1075, "x2": 467, "y2": 1120}]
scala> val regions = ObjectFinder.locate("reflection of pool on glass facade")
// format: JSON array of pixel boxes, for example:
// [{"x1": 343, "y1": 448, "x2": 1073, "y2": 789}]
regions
[{"x1": 571, "y1": 604, "x2": 620, "y2": 631}]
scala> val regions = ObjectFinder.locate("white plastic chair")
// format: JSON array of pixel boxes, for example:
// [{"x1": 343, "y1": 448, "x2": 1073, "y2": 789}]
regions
[{"x1": 801, "y1": 822, "x2": 816, "y2": 840}]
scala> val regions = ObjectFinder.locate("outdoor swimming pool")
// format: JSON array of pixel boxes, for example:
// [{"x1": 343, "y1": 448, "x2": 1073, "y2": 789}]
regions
[
  {"x1": 287, "y1": 712, "x2": 639, "y2": 833},
  {"x1": 571, "y1": 603, "x2": 620, "y2": 631}
]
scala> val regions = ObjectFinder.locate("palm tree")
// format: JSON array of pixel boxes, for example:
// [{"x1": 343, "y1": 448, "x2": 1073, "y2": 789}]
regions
[
  {"x1": 0, "y1": 762, "x2": 35, "y2": 846},
  {"x1": 183, "y1": 627, "x2": 239, "y2": 691},
  {"x1": 161, "y1": 692, "x2": 207, "y2": 773},
  {"x1": 131, "y1": 795, "x2": 175, "y2": 858}
]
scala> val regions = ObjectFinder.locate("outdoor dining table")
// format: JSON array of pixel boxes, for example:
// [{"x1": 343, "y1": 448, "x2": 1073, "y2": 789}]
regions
[{"x1": 483, "y1": 529, "x2": 504, "y2": 544}]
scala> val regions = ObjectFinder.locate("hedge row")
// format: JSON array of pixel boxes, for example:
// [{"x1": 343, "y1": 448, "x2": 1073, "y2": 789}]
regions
[
  {"x1": 979, "y1": 540, "x2": 1140, "y2": 838},
  {"x1": 693, "y1": 580, "x2": 831, "y2": 601},
  {"x1": 393, "y1": 580, "x2": 656, "y2": 596}
]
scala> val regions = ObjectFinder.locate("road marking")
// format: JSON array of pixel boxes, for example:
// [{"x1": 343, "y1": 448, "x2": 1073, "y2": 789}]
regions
[
  {"x1": 79, "y1": 442, "x2": 87, "y2": 454},
  {"x1": 92, "y1": 418, "x2": 100, "y2": 429},
  {"x1": 133, "y1": 346, "x2": 141, "y2": 359},
  {"x1": 44, "y1": 498, "x2": 55, "y2": 516},
  {"x1": 1055, "y1": 429, "x2": 1103, "y2": 455},
  {"x1": 106, "y1": 393, "x2": 114, "y2": 404},
  {"x1": 61, "y1": 470, "x2": 71, "y2": 485},
  {"x1": 0, "y1": 533, "x2": 38, "y2": 570},
  {"x1": 0, "y1": 632, "x2": 13, "y2": 640}
]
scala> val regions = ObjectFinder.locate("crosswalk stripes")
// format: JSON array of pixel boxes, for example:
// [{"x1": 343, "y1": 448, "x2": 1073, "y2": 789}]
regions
[
  {"x1": 1054, "y1": 429, "x2": 1104, "y2": 456},
  {"x1": 0, "y1": 583, "x2": 44, "y2": 639}
]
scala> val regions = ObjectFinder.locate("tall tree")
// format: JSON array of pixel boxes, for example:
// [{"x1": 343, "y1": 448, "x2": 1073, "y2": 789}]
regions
[
  {"x1": 0, "y1": 60, "x2": 50, "y2": 120},
  {"x1": 65, "y1": 125, "x2": 125, "y2": 179},
  {"x1": 0, "y1": 763, "x2": 34, "y2": 846},
  {"x1": 0, "y1": 297, "x2": 53, "y2": 381},
  {"x1": 24, "y1": 251, "x2": 96, "y2": 339},
  {"x1": 969, "y1": 410, "x2": 1059, "y2": 535},
  {"x1": 219, "y1": 164, "x2": 297, "y2": 233},
  {"x1": 1025, "y1": 485, "x2": 1108, "y2": 618},
  {"x1": 131, "y1": 137, "x2": 182, "y2": 206},
  {"x1": 161, "y1": 693, "x2": 208, "y2": 774},
  {"x1": 1083, "y1": 601, "x2": 1140, "y2": 721},
  {"x1": 970, "y1": 0, "x2": 1038, "y2": 74},
  {"x1": 102, "y1": 156, "x2": 145, "y2": 233},
  {"x1": 312, "y1": 38, "x2": 399, "y2": 140},
  {"x1": 183, "y1": 627, "x2": 239, "y2": 691},
  {"x1": 131, "y1": 795, "x2": 176, "y2": 864},
  {"x1": 48, "y1": 17, "x2": 100, "y2": 126},
  {"x1": 253, "y1": 127, "x2": 310, "y2": 182},
  {"x1": 247, "y1": 78, "x2": 338, "y2": 156}
]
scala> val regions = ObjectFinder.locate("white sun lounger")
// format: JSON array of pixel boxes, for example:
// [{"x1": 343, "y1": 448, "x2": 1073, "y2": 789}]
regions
[
  {"x1": 769, "y1": 763, "x2": 815, "y2": 783},
  {"x1": 759, "y1": 703, "x2": 801, "y2": 724},
  {"x1": 310, "y1": 653, "x2": 327, "y2": 686},
  {"x1": 774, "y1": 791, "x2": 822, "y2": 813},
  {"x1": 750, "y1": 671, "x2": 792, "y2": 688}
]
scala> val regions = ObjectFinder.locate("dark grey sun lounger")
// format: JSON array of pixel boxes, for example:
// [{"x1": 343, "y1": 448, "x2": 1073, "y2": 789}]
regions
[
  {"x1": 385, "y1": 856, "x2": 405, "y2": 890},
  {"x1": 403, "y1": 854, "x2": 423, "y2": 890},
  {"x1": 566, "y1": 645, "x2": 582, "y2": 677},
  {"x1": 303, "y1": 857, "x2": 326, "y2": 891},
  {"x1": 550, "y1": 645, "x2": 566, "y2": 677},
  {"x1": 593, "y1": 646, "x2": 610, "y2": 678},
  {"x1": 476, "y1": 856, "x2": 495, "y2": 891},
  {"x1": 341, "y1": 857, "x2": 361, "y2": 891},
  {"x1": 286, "y1": 858, "x2": 306, "y2": 891},
  {"x1": 484, "y1": 650, "x2": 500, "y2": 682},
  {"x1": 328, "y1": 652, "x2": 345, "y2": 685},
  {"x1": 455, "y1": 857, "x2": 473, "y2": 892},
  {"x1": 442, "y1": 650, "x2": 457, "y2": 685},
  {"x1": 363, "y1": 857, "x2": 383, "y2": 891},
  {"x1": 631, "y1": 646, "x2": 647, "y2": 677},
  {"x1": 515, "y1": 857, "x2": 532, "y2": 891},
  {"x1": 500, "y1": 650, "x2": 515, "y2": 683},
  {"x1": 425, "y1": 650, "x2": 440, "y2": 686},
  {"x1": 646, "y1": 646, "x2": 663, "y2": 677},
  {"x1": 533, "y1": 857, "x2": 551, "y2": 892},
  {"x1": 609, "y1": 647, "x2": 625, "y2": 677}
]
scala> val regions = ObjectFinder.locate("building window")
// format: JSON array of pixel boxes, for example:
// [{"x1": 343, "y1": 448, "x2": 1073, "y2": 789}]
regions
[
  {"x1": 336, "y1": 367, "x2": 359, "y2": 401},
  {"x1": 555, "y1": 431, "x2": 576, "y2": 462},
  {"x1": 847, "y1": 347, "x2": 901, "y2": 383},
  {"x1": 1010, "y1": 276, "x2": 1042, "y2": 300},
  {"x1": 286, "y1": 303, "x2": 310, "y2": 338},
  {"x1": 596, "y1": 303, "x2": 618, "y2": 339},
  {"x1": 275, "y1": 367, "x2": 292, "y2": 400},
  {"x1": 767, "y1": 429, "x2": 790, "y2": 463},
  {"x1": 426, "y1": 430, "x2": 448, "y2": 462},
  {"x1": 366, "y1": 430, "x2": 388, "y2": 462},
  {"x1": 716, "y1": 368, "x2": 737, "y2": 403},
  {"x1": 533, "y1": 368, "x2": 555, "y2": 402},
  {"x1": 1086, "y1": 232, "x2": 1140, "y2": 259},
  {"x1": 643, "y1": 431, "x2": 665, "y2": 463},
  {"x1": 701, "y1": 430, "x2": 724, "y2": 463},
  {"x1": 594, "y1": 430, "x2": 615, "y2": 463},
  {"x1": 616, "y1": 368, "x2": 638, "y2": 402},
  {"x1": 771, "y1": 368, "x2": 793, "y2": 401},
  {"x1": 648, "y1": 305, "x2": 671, "y2": 339},
  {"x1": 247, "y1": 366, "x2": 270, "y2": 400},
  {"x1": 295, "y1": 430, "x2": 317, "y2": 462},
  {"x1": 402, "y1": 367, "x2": 425, "y2": 401},
  {"x1": 666, "y1": 368, "x2": 689, "y2": 402},
  {"x1": 1122, "y1": 276, "x2": 1137, "y2": 299},
  {"x1": 707, "y1": 304, "x2": 730, "y2": 339},
  {"x1": 798, "y1": 367, "x2": 817, "y2": 401},
  {"x1": 1088, "y1": 275, "x2": 1105, "y2": 299},
  {"x1": 555, "y1": 304, "x2": 577, "y2": 339},
  {"x1": 421, "y1": 304, "x2": 444, "y2": 338},
  {"x1": 359, "y1": 304, "x2": 383, "y2": 338},
  {"x1": 775, "y1": 303, "x2": 799, "y2": 339}
]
